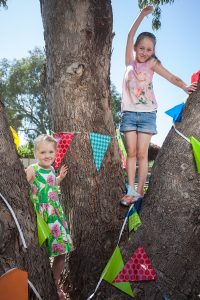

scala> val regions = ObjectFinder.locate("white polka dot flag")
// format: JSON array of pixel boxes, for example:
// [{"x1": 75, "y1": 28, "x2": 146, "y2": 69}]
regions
[
  {"x1": 113, "y1": 246, "x2": 157, "y2": 283},
  {"x1": 89, "y1": 132, "x2": 112, "y2": 172},
  {"x1": 53, "y1": 132, "x2": 74, "y2": 169}
]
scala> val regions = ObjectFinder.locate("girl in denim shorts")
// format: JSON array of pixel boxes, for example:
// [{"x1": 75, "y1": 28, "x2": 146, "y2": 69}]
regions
[{"x1": 120, "y1": 5, "x2": 197, "y2": 206}]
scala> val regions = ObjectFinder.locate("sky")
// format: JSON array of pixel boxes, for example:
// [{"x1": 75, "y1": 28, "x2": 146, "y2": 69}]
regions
[{"x1": 0, "y1": 0, "x2": 200, "y2": 146}]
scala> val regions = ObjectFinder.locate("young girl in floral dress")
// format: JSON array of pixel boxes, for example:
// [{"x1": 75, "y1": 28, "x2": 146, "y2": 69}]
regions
[{"x1": 26, "y1": 134, "x2": 73, "y2": 300}]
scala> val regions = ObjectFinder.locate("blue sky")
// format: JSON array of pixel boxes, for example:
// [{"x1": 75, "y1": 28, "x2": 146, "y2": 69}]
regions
[{"x1": 0, "y1": 0, "x2": 200, "y2": 146}]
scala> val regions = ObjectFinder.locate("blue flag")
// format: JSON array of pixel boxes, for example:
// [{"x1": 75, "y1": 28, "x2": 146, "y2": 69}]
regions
[{"x1": 165, "y1": 102, "x2": 184, "y2": 123}]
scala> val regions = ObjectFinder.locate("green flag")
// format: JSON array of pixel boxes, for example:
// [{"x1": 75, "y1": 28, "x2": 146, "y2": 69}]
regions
[
  {"x1": 36, "y1": 211, "x2": 51, "y2": 246},
  {"x1": 128, "y1": 209, "x2": 142, "y2": 233},
  {"x1": 116, "y1": 129, "x2": 127, "y2": 158},
  {"x1": 189, "y1": 136, "x2": 200, "y2": 173},
  {"x1": 102, "y1": 246, "x2": 135, "y2": 298}
]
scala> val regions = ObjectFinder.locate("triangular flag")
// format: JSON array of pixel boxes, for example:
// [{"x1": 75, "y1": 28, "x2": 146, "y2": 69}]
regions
[
  {"x1": 114, "y1": 246, "x2": 157, "y2": 283},
  {"x1": 134, "y1": 197, "x2": 144, "y2": 214},
  {"x1": 89, "y1": 132, "x2": 111, "y2": 171},
  {"x1": 10, "y1": 127, "x2": 20, "y2": 150},
  {"x1": 189, "y1": 136, "x2": 200, "y2": 173},
  {"x1": 53, "y1": 132, "x2": 74, "y2": 169},
  {"x1": 36, "y1": 211, "x2": 51, "y2": 246},
  {"x1": 0, "y1": 268, "x2": 28, "y2": 300},
  {"x1": 191, "y1": 70, "x2": 200, "y2": 83},
  {"x1": 102, "y1": 246, "x2": 135, "y2": 298},
  {"x1": 128, "y1": 208, "x2": 142, "y2": 232},
  {"x1": 165, "y1": 102, "x2": 184, "y2": 123},
  {"x1": 116, "y1": 129, "x2": 127, "y2": 169},
  {"x1": 116, "y1": 129, "x2": 127, "y2": 158}
]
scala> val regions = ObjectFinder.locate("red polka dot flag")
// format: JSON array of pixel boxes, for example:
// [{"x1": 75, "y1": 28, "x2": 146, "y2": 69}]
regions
[
  {"x1": 53, "y1": 132, "x2": 74, "y2": 169},
  {"x1": 113, "y1": 246, "x2": 157, "y2": 282}
]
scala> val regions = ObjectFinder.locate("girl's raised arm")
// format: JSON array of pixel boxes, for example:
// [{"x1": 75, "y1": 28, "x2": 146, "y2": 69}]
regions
[{"x1": 125, "y1": 5, "x2": 153, "y2": 66}]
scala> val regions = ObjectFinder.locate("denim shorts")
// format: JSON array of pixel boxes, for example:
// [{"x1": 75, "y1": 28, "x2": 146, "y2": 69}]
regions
[{"x1": 120, "y1": 111, "x2": 157, "y2": 135}]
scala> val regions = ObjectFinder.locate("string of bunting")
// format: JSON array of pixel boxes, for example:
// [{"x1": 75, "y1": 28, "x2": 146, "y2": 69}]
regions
[
  {"x1": 6, "y1": 70, "x2": 199, "y2": 299},
  {"x1": 51, "y1": 131, "x2": 119, "y2": 171},
  {"x1": 86, "y1": 200, "x2": 160, "y2": 299},
  {"x1": 87, "y1": 72, "x2": 200, "y2": 299},
  {"x1": 165, "y1": 96, "x2": 200, "y2": 173},
  {"x1": 0, "y1": 192, "x2": 43, "y2": 299}
]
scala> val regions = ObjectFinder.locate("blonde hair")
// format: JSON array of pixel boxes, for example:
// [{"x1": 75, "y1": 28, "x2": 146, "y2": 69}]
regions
[{"x1": 33, "y1": 134, "x2": 57, "y2": 152}]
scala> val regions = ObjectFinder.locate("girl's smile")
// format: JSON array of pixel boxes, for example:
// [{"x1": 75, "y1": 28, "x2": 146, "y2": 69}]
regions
[
  {"x1": 135, "y1": 37, "x2": 154, "y2": 63},
  {"x1": 35, "y1": 141, "x2": 56, "y2": 169}
]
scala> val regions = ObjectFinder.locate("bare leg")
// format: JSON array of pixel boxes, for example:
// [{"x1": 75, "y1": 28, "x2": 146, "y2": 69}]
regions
[
  {"x1": 124, "y1": 131, "x2": 137, "y2": 190},
  {"x1": 52, "y1": 254, "x2": 66, "y2": 298},
  {"x1": 137, "y1": 132, "x2": 152, "y2": 196}
]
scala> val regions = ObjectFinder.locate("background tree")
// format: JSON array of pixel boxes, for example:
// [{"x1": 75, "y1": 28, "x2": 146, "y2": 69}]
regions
[
  {"x1": 148, "y1": 143, "x2": 160, "y2": 161},
  {"x1": 138, "y1": 0, "x2": 175, "y2": 30},
  {"x1": 0, "y1": 48, "x2": 50, "y2": 139},
  {"x1": 111, "y1": 83, "x2": 121, "y2": 128}
]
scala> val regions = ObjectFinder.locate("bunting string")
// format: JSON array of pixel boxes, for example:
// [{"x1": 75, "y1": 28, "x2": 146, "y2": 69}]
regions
[
  {"x1": 172, "y1": 124, "x2": 191, "y2": 144},
  {"x1": 87, "y1": 202, "x2": 137, "y2": 299},
  {"x1": 28, "y1": 279, "x2": 43, "y2": 300},
  {"x1": 117, "y1": 203, "x2": 134, "y2": 245},
  {"x1": 50, "y1": 130, "x2": 118, "y2": 138},
  {"x1": 0, "y1": 192, "x2": 27, "y2": 249},
  {"x1": 86, "y1": 259, "x2": 112, "y2": 300}
]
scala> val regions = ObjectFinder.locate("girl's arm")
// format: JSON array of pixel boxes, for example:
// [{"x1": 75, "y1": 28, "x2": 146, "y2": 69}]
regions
[
  {"x1": 125, "y1": 5, "x2": 153, "y2": 66},
  {"x1": 153, "y1": 61, "x2": 197, "y2": 94},
  {"x1": 25, "y1": 166, "x2": 35, "y2": 183},
  {"x1": 56, "y1": 164, "x2": 68, "y2": 185}
]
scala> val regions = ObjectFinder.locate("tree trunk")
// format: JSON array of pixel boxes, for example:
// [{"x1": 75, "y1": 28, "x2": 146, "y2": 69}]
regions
[
  {"x1": 40, "y1": 0, "x2": 126, "y2": 299},
  {"x1": 129, "y1": 85, "x2": 200, "y2": 300},
  {"x1": 0, "y1": 101, "x2": 58, "y2": 299},
  {"x1": 40, "y1": 0, "x2": 200, "y2": 298}
]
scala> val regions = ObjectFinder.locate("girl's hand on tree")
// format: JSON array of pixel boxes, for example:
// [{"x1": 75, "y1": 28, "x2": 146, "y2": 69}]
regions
[
  {"x1": 141, "y1": 5, "x2": 153, "y2": 17},
  {"x1": 59, "y1": 164, "x2": 68, "y2": 180},
  {"x1": 184, "y1": 82, "x2": 198, "y2": 94}
]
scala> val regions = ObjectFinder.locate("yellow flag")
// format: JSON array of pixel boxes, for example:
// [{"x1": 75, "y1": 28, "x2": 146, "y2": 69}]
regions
[{"x1": 10, "y1": 127, "x2": 20, "y2": 150}]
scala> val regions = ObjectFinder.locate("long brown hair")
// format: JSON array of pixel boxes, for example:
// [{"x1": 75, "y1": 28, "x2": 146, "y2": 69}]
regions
[{"x1": 135, "y1": 32, "x2": 160, "y2": 63}]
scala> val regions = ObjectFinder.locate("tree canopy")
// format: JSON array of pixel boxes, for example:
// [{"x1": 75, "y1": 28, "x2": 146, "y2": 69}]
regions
[
  {"x1": 138, "y1": 0, "x2": 175, "y2": 29},
  {"x1": 0, "y1": 48, "x2": 50, "y2": 139}
]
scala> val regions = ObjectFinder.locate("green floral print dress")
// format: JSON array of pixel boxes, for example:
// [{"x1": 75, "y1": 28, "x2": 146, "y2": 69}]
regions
[{"x1": 30, "y1": 163, "x2": 73, "y2": 257}]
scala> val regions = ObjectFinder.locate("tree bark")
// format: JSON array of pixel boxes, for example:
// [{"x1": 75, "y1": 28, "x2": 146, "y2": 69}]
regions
[
  {"x1": 0, "y1": 101, "x2": 58, "y2": 299},
  {"x1": 40, "y1": 0, "x2": 125, "y2": 299},
  {"x1": 129, "y1": 85, "x2": 200, "y2": 300}
]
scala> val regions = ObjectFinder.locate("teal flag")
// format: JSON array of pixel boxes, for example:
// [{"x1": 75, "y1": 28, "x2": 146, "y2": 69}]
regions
[{"x1": 89, "y1": 132, "x2": 112, "y2": 171}]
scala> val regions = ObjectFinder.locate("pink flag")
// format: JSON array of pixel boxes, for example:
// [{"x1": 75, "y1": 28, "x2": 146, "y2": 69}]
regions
[
  {"x1": 53, "y1": 132, "x2": 74, "y2": 168},
  {"x1": 191, "y1": 70, "x2": 200, "y2": 83},
  {"x1": 113, "y1": 246, "x2": 157, "y2": 282}
]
